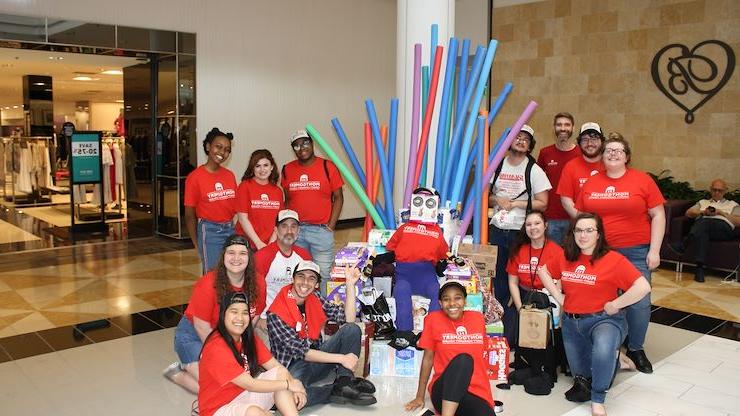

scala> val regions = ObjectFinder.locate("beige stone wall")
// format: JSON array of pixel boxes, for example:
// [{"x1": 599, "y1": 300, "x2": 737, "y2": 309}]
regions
[{"x1": 490, "y1": 0, "x2": 740, "y2": 189}]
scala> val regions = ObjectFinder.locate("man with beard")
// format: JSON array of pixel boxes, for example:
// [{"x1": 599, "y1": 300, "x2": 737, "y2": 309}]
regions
[
  {"x1": 253, "y1": 209, "x2": 312, "y2": 344},
  {"x1": 537, "y1": 112, "x2": 581, "y2": 245},
  {"x1": 488, "y1": 125, "x2": 552, "y2": 344},
  {"x1": 558, "y1": 122, "x2": 605, "y2": 219},
  {"x1": 282, "y1": 130, "x2": 344, "y2": 293}
]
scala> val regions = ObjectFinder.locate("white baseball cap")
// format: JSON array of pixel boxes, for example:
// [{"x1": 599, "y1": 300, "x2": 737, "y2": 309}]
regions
[
  {"x1": 520, "y1": 124, "x2": 535, "y2": 140},
  {"x1": 277, "y1": 209, "x2": 299, "y2": 224},
  {"x1": 579, "y1": 122, "x2": 602, "y2": 135},
  {"x1": 293, "y1": 260, "x2": 321, "y2": 279},
  {"x1": 290, "y1": 130, "x2": 311, "y2": 145}
]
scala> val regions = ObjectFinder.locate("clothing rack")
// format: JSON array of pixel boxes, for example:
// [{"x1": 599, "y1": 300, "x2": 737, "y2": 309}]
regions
[{"x1": 0, "y1": 136, "x2": 54, "y2": 206}]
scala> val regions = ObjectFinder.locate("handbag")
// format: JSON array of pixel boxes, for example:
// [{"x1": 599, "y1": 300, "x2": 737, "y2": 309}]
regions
[{"x1": 518, "y1": 243, "x2": 552, "y2": 350}]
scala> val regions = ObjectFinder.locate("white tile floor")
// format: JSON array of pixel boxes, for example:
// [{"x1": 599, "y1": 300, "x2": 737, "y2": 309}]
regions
[{"x1": 0, "y1": 323, "x2": 736, "y2": 416}]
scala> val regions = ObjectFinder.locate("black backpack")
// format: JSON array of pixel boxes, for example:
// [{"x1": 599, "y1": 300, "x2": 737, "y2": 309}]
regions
[{"x1": 490, "y1": 154, "x2": 536, "y2": 212}]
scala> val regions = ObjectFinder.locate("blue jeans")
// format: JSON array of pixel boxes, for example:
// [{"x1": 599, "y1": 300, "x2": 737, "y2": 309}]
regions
[
  {"x1": 562, "y1": 312, "x2": 626, "y2": 404},
  {"x1": 197, "y1": 219, "x2": 234, "y2": 274},
  {"x1": 174, "y1": 317, "x2": 202, "y2": 364},
  {"x1": 295, "y1": 223, "x2": 335, "y2": 295},
  {"x1": 394, "y1": 261, "x2": 441, "y2": 331},
  {"x1": 615, "y1": 245, "x2": 651, "y2": 351},
  {"x1": 546, "y1": 219, "x2": 570, "y2": 246},
  {"x1": 287, "y1": 323, "x2": 362, "y2": 407},
  {"x1": 490, "y1": 225, "x2": 519, "y2": 346}
]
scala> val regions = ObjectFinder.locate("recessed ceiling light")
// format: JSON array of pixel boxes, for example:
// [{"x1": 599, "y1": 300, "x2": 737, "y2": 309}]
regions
[
  {"x1": 13, "y1": 105, "x2": 19, "y2": 108},
  {"x1": 73, "y1": 76, "x2": 93, "y2": 81},
  {"x1": 100, "y1": 69, "x2": 123, "y2": 75}
]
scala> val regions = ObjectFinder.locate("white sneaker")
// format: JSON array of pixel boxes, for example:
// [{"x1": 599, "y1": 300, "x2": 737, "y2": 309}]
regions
[{"x1": 163, "y1": 362, "x2": 183, "y2": 382}]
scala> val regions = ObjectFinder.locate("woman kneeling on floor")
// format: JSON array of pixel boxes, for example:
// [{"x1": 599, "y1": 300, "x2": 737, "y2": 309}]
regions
[
  {"x1": 537, "y1": 213, "x2": 650, "y2": 416},
  {"x1": 405, "y1": 281, "x2": 496, "y2": 416},
  {"x1": 199, "y1": 292, "x2": 306, "y2": 416}
]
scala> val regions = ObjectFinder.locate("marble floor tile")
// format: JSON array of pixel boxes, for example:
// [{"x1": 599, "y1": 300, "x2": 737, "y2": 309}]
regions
[
  {"x1": 622, "y1": 372, "x2": 694, "y2": 398},
  {"x1": 656, "y1": 362, "x2": 739, "y2": 398},
  {"x1": 615, "y1": 386, "x2": 727, "y2": 416},
  {"x1": 7, "y1": 311, "x2": 56, "y2": 334},
  {"x1": 680, "y1": 385, "x2": 740, "y2": 415}
]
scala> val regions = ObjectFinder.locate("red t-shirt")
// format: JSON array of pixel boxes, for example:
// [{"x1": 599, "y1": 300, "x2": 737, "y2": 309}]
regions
[
  {"x1": 385, "y1": 222, "x2": 449, "y2": 263},
  {"x1": 184, "y1": 271, "x2": 263, "y2": 328},
  {"x1": 417, "y1": 311, "x2": 494, "y2": 409},
  {"x1": 281, "y1": 158, "x2": 343, "y2": 225},
  {"x1": 557, "y1": 157, "x2": 604, "y2": 202},
  {"x1": 546, "y1": 251, "x2": 641, "y2": 314},
  {"x1": 235, "y1": 179, "x2": 283, "y2": 244},
  {"x1": 184, "y1": 165, "x2": 238, "y2": 223},
  {"x1": 576, "y1": 169, "x2": 665, "y2": 248},
  {"x1": 254, "y1": 242, "x2": 312, "y2": 317},
  {"x1": 506, "y1": 240, "x2": 564, "y2": 290},
  {"x1": 537, "y1": 144, "x2": 581, "y2": 220},
  {"x1": 198, "y1": 334, "x2": 273, "y2": 416}
]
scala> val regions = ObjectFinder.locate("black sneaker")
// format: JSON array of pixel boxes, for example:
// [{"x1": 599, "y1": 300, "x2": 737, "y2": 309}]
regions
[
  {"x1": 626, "y1": 349, "x2": 653, "y2": 374},
  {"x1": 564, "y1": 376, "x2": 591, "y2": 402},
  {"x1": 330, "y1": 383, "x2": 377, "y2": 406},
  {"x1": 351, "y1": 377, "x2": 376, "y2": 394}
]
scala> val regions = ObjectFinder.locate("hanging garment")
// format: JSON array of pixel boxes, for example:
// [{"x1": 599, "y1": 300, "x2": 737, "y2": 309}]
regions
[
  {"x1": 125, "y1": 142, "x2": 138, "y2": 198},
  {"x1": 91, "y1": 145, "x2": 115, "y2": 205},
  {"x1": 17, "y1": 145, "x2": 33, "y2": 194}
]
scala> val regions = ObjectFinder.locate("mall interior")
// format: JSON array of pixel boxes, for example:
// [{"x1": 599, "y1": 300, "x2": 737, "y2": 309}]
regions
[{"x1": 0, "y1": 1, "x2": 737, "y2": 415}]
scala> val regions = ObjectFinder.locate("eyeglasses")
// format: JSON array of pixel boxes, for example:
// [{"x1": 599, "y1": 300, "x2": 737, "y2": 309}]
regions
[
  {"x1": 292, "y1": 140, "x2": 311, "y2": 151},
  {"x1": 710, "y1": 188, "x2": 726, "y2": 193},
  {"x1": 515, "y1": 135, "x2": 531, "y2": 143},
  {"x1": 573, "y1": 227, "x2": 598, "y2": 235},
  {"x1": 604, "y1": 148, "x2": 626, "y2": 155},
  {"x1": 579, "y1": 134, "x2": 601, "y2": 143}
]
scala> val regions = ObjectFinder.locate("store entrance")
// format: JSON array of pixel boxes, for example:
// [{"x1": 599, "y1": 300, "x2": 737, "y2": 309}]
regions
[{"x1": 0, "y1": 48, "x2": 154, "y2": 250}]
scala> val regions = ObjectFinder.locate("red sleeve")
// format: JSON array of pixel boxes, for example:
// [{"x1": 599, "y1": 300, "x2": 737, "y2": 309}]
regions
[
  {"x1": 203, "y1": 337, "x2": 245, "y2": 387},
  {"x1": 280, "y1": 164, "x2": 289, "y2": 189},
  {"x1": 574, "y1": 185, "x2": 585, "y2": 211},
  {"x1": 505, "y1": 252, "x2": 518, "y2": 276},
  {"x1": 255, "y1": 336, "x2": 274, "y2": 366},
  {"x1": 546, "y1": 251, "x2": 563, "y2": 279},
  {"x1": 235, "y1": 181, "x2": 251, "y2": 214},
  {"x1": 327, "y1": 160, "x2": 344, "y2": 191},
  {"x1": 643, "y1": 173, "x2": 666, "y2": 208},
  {"x1": 556, "y1": 163, "x2": 575, "y2": 199},
  {"x1": 615, "y1": 254, "x2": 642, "y2": 291},
  {"x1": 184, "y1": 171, "x2": 199, "y2": 207},
  {"x1": 189, "y1": 275, "x2": 216, "y2": 323},
  {"x1": 536, "y1": 148, "x2": 547, "y2": 171},
  {"x1": 254, "y1": 247, "x2": 271, "y2": 279},
  {"x1": 416, "y1": 313, "x2": 437, "y2": 350},
  {"x1": 255, "y1": 274, "x2": 266, "y2": 316},
  {"x1": 294, "y1": 246, "x2": 312, "y2": 261},
  {"x1": 385, "y1": 225, "x2": 402, "y2": 252}
]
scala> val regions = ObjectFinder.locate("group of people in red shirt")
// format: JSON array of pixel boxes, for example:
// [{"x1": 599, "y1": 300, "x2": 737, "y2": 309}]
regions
[{"x1": 495, "y1": 113, "x2": 664, "y2": 416}]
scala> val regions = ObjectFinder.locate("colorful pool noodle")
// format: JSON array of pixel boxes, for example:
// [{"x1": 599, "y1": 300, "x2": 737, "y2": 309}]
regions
[
  {"x1": 365, "y1": 99, "x2": 396, "y2": 229},
  {"x1": 306, "y1": 124, "x2": 386, "y2": 229},
  {"x1": 402, "y1": 44, "x2": 422, "y2": 208},
  {"x1": 457, "y1": 101, "x2": 539, "y2": 237},
  {"x1": 449, "y1": 39, "x2": 498, "y2": 207},
  {"x1": 481, "y1": 110, "x2": 490, "y2": 245},
  {"x1": 430, "y1": 24, "x2": 438, "y2": 70},
  {"x1": 474, "y1": 116, "x2": 485, "y2": 243},
  {"x1": 420, "y1": 65, "x2": 430, "y2": 187},
  {"x1": 440, "y1": 45, "x2": 486, "y2": 202},
  {"x1": 331, "y1": 117, "x2": 366, "y2": 187},
  {"x1": 372, "y1": 127, "x2": 387, "y2": 202},
  {"x1": 488, "y1": 82, "x2": 513, "y2": 126},
  {"x1": 363, "y1": 122, "x2": 373, "y2": 239},
  {"x1": 440, "y1": 74, "x2": 456, "y2": 185},
  {"x1": 413, "y1": 45, "x2": 444, "y2": 189},
  {"x1": 388, "y1": 98, "x2": 398, "y2": 183},
  {"x1": 455, "y1": 39, "x2": 470, "y2": 126},
  {"x1": 433, "y1": 37, "x2": 458, "y2": 191}
]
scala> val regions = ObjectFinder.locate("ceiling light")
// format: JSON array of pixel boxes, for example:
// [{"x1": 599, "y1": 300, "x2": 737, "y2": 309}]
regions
[
  {"x1": 73, "y1": 76, "x2": 93, "y2": 81},
  {"x1": 33, "y1": 82, "x2": 46, "y2": 86},
  {"x1": 115, "y1": 100, "x2": 124, "y2": 103},
  {"x1": 12, "y1": 105, "x2": 19, "y2": 108},
  {"x1": 100, "y1": 69, "x2": 123, "y2": 75}
]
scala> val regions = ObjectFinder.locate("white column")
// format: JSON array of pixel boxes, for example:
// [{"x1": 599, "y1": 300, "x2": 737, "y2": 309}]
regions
[{"x1": 396, "y1": 0, "x2": 454, "y2": 210}]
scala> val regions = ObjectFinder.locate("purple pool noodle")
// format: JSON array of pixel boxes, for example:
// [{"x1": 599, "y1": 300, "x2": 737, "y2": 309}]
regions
[{"x1": 403, "y1": 44, "x2": 422, "y2": 208}]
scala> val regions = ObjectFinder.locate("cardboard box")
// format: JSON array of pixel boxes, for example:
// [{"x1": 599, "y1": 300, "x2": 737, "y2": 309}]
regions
[
  {"x1": 464, "y1": 293, "x2": 483, "y2": 313},
  {"x1": 457, "y1": 243, "x2": 498, "y2": 280},
  {"x1": 486, "y1": 321, "x2": 504, "y2": 336},
  {"x1": 369, "y1": 341, "x2": 422, "y2": 377},
  {"x1": 326, "y1": 281, "x2": 362, "y2": 312}
]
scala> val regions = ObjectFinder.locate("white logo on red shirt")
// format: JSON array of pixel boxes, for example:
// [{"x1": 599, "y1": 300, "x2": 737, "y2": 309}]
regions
[
  {"x1": 403, "y1": 223, "x2": 440, "y2": 238},
  {"x1": 442, "y1": 324, "x2": 484, "y2": 344},
  {"x1": 590, "y1": 170, "x2": 599, "y2": 176},
  {"x1": 587, "y1": 186, "x2": 629, "y2": 200},
  {"x1": 299, "y1": 174, "x2": 309, "y2": 182},
  {"x1": 261, "y1": 193, "x2": 269, "y2": 201},
  {"x1": 290, "y1": 173, "x2": 321, "y2": 191},
  {"x1": 207, "y1": 182, "x2": 235, "y2": 201},
  {"x1": 251, "y1": 193, "x2": 280, "y2": 209},
  {"x1": 562, "y1": 264, "x2": 597, "y2": 285},
  {"x1": 548, "y1": 159, "x2": 558, "y2": 167}
]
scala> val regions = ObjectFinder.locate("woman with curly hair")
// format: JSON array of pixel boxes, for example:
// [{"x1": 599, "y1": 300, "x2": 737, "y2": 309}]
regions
[
  {"x1": 199, "y1": 291, "x2": 306, "y2": 416},
  {"x1": 235, "y1": 149, "x2": 284, "y2": 250},
  {"x1": 185, "y1": 127, "x2": 238, "y2": 273},
  {"x1": 165, "y1": 235, "x2": 265, "y2": 394}
]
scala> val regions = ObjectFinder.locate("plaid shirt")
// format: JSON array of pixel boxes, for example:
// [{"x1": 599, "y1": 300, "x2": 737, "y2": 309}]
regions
[{"x1": 266, "y1": 292, "x2": 346, "y2": 367}]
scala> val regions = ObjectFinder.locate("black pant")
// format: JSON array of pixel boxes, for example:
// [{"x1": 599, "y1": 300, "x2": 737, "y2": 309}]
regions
[
  {"x1": 430, "y1": 354, "x2": 495, "y2": 416},
  {"x1": 688, "y1": 217, "x2": 734, "y2": 264}
]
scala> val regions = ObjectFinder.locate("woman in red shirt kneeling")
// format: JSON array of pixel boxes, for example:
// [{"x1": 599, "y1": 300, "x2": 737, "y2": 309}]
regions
[
  {"x1": 538, "y1": 213, "x2": 650, "y2": 416},
  {"x1": 405, "y1": 281, "x2": 495, "y2": 416},
  {"x1": 199, "y1": 292, "x2": 306, "y2": 416}
]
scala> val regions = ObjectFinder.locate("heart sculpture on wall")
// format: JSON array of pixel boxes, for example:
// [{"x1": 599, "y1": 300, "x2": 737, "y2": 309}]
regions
[{"x1": 651, "y1": 40, "x2": 735, "y2": 123}]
